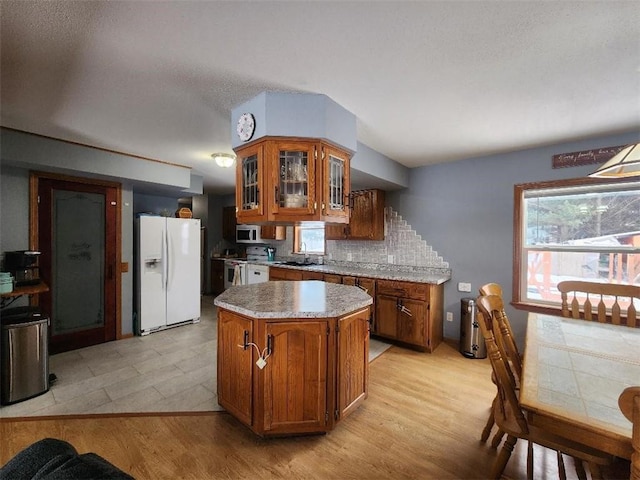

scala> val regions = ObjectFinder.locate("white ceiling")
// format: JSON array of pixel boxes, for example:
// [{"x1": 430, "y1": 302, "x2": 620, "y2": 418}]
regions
[{"x1": 2, "y1": 1, "x2": 639, "y2": 194}]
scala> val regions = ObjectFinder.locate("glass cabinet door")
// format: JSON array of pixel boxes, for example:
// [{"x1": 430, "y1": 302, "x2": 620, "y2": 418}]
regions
[
  {"x1": 236, "y1": 144, "x2": 264, "y2": 220},
  {"x1": 275, "y1": 142, "x2": 315, "y2": 214},
  {"x1": 322, "y1": 145, "x2": 350, "y2": 219}
]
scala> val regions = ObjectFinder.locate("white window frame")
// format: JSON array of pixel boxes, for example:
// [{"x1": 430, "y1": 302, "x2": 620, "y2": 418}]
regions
[{"x1": 513, "y1": 177, "x2": 640, "y2": 313}]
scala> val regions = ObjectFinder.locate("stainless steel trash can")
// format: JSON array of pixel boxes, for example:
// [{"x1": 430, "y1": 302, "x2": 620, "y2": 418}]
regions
[
  {"x1": 460, "y1": 298, "x2": 487, "y2": 359},
  {"x1": 1, "y1": 306, "x2": 50, "y2": 405}
]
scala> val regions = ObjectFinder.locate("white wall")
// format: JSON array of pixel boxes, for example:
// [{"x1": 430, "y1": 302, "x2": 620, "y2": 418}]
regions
[{"x1": 387, "y1": 131, "x2": 640, "y2": 348}]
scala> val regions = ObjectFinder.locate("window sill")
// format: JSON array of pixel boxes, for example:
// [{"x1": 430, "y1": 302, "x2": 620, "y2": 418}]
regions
[{"x1": 511, "y1": 301, "x2": 562, "y2": 317}]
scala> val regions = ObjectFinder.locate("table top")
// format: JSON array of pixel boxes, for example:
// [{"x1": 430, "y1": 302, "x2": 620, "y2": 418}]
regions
[
  {"x1": 214, "y1": 280, "x2": 373, "y2": 319},
  {"x1": 520, "y1": 312, "x2": 639, "y2": 450}
]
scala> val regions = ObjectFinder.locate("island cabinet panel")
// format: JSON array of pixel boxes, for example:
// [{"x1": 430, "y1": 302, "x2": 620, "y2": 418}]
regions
[
  {"x1": 374, "y1": 280, "x2": 443, "y2": 353},
  {"x1": 336, "y1": 308, "x2": 370, "y2": 420},
  {"x1": 260, "y1": 321, "x2": 328, "y2": 435},
  {"x1": 216, "y1": 305, "x2": 371, "y2": 437},
  {"x1": 217, "y1": 310, "x2": 253, "y2": 426}
]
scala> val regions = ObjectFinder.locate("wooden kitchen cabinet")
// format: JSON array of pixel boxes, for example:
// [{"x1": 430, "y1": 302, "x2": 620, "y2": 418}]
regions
[
  {"x1": 323, "y1": 273, "x2": 342, "y2": 284},
  {"x1": 343, "y1": 276, "x2": 376, "y2": 330},
  {"x1": 375, "y1": 279, "x2": 443, "y2": 352},
  {"x1": 216, "y1": 307, "x2": 370, "y2": 436},
  {"x1": 260, "y1": 225, "x2": 286, "y2": 240},
  {"x1": 217, "y1": 310, "x2": 253, "y2": 426},
  {"x1": 269, "y1": 266, "x2": 303, "y2": 280},
  {"x1": 262, "y1": 320, "x2": 328, "y2": 434},
  {"x1": 301, "y1": 271, "x2": 324, "y2": 280},
  {"x1": 211, "y1": 259, "x2": 225, "y2": 295},
  {"x1": 222, "y1": 206, "x2": 237, "y2": 241},
  {"x1": 235, "y1": 137, "x2": 350, "y2": 225},
  {"x1": 325, "y1": 189, "x2": 385, "y2": 241}
]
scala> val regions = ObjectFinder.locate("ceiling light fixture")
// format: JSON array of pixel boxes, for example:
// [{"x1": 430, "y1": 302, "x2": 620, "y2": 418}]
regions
[
  {"x1": 212, "y1": 152, "x2": 236, "y2": 168},
  {"x1": 589, "y1": 143, "x2": 640, "y2": 178}
]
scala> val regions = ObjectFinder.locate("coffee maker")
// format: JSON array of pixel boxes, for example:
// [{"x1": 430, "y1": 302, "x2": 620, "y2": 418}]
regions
[{"x1": 4, "y1": 250, "x2": 41, "y2": 286}]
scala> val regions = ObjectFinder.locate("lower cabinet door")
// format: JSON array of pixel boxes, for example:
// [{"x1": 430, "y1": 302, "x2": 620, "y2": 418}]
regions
[
  {"x1": 263, "y1": 321, "x2": 328, "y2": 434},
  {"x1": 375, "y1": 295, "x2": 399, "y2": 338},
  {"x1": 337, "y1": 309, "x2": 369, "y2": 420},
  {"x1": 397, "y1": 298, "x2": 427, "y2": 346},
  {"x1": 217, "y1": 311, "x2": 253, "y2": 426}
]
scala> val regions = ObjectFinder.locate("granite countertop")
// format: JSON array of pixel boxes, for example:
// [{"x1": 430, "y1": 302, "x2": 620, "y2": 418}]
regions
[
  {"x1": 214, "y1": 281, "x2": 373, "y2": 319},
  {"x1": 255, "y1": 261, "x2": 451, "y2": 285}
]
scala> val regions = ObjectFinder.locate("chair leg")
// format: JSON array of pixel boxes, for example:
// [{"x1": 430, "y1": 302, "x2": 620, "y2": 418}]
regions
[
  {"x1": 481, "y1": 409, "x2": 495, "y2": 443},
  {"x1": 556, "y1": 451, "x2": 567, "y2": 480},
  {"x1": 490, "y1": 428, "x2": 504, "y2": 449},
  {"x1": 572, "y1": 456, "x2": 587, "y2": 480},
  {"x1": 491, "y1": 434, "x2": 517, "y2": 480},
  {"x1": 526, "y1": 441, "x2": 534, "y2": 480}
]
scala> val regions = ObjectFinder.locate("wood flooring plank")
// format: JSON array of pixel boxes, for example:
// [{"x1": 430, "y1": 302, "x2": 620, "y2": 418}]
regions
[{"x1": 1, "y1": 343, "x2": 630, "y2": 479}]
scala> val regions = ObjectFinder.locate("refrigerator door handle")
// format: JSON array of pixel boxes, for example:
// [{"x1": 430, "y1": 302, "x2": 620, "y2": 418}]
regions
[{"x1": 163, "y1": 226, "x2": 169, "y2": 290}]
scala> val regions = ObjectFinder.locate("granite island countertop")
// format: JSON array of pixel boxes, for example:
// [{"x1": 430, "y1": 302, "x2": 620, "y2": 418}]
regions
[
  {"x1": 256, "y1": 261, "x2": 451, "y2": 285},
  {"x1": 214, "y1": 280, "x2": 373, "y2": 319}
]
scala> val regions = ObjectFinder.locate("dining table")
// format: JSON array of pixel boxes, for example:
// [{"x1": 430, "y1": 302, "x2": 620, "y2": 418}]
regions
[{"x1": 520, "y1": 312, "x2": 640, "y2": 460}]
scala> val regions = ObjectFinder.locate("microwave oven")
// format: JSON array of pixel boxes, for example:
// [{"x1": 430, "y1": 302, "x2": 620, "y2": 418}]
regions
[{"x1": 236, "y1": 225, "x2": 263, "y2": 244}]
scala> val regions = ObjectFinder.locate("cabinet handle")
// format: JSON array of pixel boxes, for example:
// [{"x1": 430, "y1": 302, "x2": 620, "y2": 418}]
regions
[
  {"x1": 242, "y1": 330, "x2": 249, "y2": 350},
  {"x1": 267, "y1": 334, "x2": 273, "y2": 356},
  {"x1": 400, "y1": 305, "x2": 413, "y2": 317},
  {"x1": 357, "y1": 284, "x2": 368, "y2": 294},
  {"x1": 274, "y1": 186, "x2": 279, "y2": 205}
]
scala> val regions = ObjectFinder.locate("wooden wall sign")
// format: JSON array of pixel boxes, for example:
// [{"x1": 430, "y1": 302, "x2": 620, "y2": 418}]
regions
[{"x1": 552, "y1": 145, "x2": 626, "y2": 169}]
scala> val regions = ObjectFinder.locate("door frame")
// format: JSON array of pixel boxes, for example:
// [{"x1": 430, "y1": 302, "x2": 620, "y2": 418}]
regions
[{"x1": 29, "y1": 171, "x2": 124, "y2": 342}]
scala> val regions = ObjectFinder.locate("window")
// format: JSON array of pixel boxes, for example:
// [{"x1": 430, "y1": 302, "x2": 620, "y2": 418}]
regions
[
  {"x1": 294, "y1": 222, "x2": 325, "y2": 255},
  {"x1": 514, "y1": 177, "x2": 640, "y2": 311}
]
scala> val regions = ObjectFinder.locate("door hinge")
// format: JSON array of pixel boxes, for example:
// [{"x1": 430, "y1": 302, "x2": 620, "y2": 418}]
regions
[
  {"x1": 334, "y1": 409, "x2": 340, "y2": 420},
  {"x1": 326, "y1": 325, "x2": 330, "y2": 336},
  {"x1": 325, "y1": 411, "x2": 329, "y2": 422},
  {"x1": 37, "y1": 195, "x2": 40, "y2": 204}
]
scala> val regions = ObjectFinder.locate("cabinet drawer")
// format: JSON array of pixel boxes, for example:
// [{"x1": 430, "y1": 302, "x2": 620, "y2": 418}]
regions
[{"x1": 376, "y1": 280, "x2": 428, "y2": 301}]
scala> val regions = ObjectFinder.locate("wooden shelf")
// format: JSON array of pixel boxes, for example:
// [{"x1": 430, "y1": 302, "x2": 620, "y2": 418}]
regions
[{"x1": 0, "y1": 282, "x2": 49, "y2": 298}]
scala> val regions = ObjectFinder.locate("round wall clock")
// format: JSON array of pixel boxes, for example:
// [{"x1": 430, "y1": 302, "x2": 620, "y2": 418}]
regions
[{"x1": 236, "y1": 113, "x2": 255, "y2": 142}]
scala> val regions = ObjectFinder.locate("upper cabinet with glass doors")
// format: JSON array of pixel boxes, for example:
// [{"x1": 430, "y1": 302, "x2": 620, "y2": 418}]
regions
[{"x1": 235, "y1": 137, "x2": 350, "y2": 225}]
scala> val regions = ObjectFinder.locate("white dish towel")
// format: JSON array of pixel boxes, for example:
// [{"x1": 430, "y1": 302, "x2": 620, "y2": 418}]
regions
[{"x1": 232, "y1": 265, "x2": 242, "y2": 285}]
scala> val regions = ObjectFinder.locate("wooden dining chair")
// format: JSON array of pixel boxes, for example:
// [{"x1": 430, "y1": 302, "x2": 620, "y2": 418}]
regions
[
  {"x1": 557, "y1": 281, "x2": 640, "y2": 327},
  {"x1": 477, "y1": 283, "x2": 520, "y2": 448},
  {"x1": 477, "y1": 294, "x2": 615, "y2": 480},
  {"x1": 619, "y1": 386, "x2": 640, "y2": 480}
]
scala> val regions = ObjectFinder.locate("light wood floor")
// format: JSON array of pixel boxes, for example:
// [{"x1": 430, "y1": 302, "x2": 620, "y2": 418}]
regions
[{"x1": 1, "y1": 341, "x2": 630, "y2": 479}]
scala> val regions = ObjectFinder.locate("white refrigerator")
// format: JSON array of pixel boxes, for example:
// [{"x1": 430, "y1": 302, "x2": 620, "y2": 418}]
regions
[{"x1": 135, "y1": 216, "x2": 201, "y2": 335}]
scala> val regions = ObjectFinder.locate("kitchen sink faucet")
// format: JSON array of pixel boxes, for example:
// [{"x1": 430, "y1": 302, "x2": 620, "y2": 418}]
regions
[{"x1": 300, "y1": 242, "x2": 309, "y2": 264}]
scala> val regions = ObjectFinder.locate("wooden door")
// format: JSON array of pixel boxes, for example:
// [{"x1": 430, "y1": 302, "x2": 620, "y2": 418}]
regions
[
  {"x1": 217, "y1": 310, "x2": 253, "y2": 426},
  {"x1": 263, "y1": 321, "x2": 328, "y2": 434},
  {"x1": 336, "y1": 309, "x2": 369, "y2": 420},
  {"x1": 36, "y1": 176, "x2": 118, "y2": 354},
  {"x1": 397, "y1": 298, "x2": 427, "y2": 346},
  {"x1": 375, "y1": 295, "x2": 398, "y2": 339},
  {"x1": 325, "y1": 223, "x2": 347, "y2": 240}
]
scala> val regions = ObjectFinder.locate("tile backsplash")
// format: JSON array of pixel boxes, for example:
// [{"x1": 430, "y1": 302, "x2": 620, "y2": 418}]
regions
[{"x1": 267, "y1": 207, "x2": 448, "y2": 269}]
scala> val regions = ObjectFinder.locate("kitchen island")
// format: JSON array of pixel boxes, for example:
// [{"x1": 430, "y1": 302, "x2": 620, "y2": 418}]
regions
[{"x1": 214, "y1": 281, "x2": 373, "y2": 437}]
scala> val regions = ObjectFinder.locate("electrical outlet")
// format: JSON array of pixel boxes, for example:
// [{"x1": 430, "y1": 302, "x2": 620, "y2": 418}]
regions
[
  {"x1": 388, "y1": 255, "x2": 394, "y2": 264},
  {"x1": 458, "y1": 282, "x2": 472, "y2": 292},
  {"x1": 347, "y1": 253, "x2": 353, "y2": 261},
  {"x1": 446, "y1": 312, "x2": 453, "y2": 322}
]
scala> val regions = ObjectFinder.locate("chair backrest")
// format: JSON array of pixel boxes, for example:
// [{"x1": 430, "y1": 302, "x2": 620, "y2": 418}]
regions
[
  {"x1": 476, "y1": 294, "x2": 522, "y2": 382},
  {"x1": 479, "y1": 282, "x2": 503, "y2": 297},
  {"x1": 557, "y1": 281, "x2": 640, "y2": 327},
  {"x1": 475, "y1": 297, "x2": 528, "y2": 435},
  {"x1": 618, "y1": 386, "x2": 640, "y2": 480}
]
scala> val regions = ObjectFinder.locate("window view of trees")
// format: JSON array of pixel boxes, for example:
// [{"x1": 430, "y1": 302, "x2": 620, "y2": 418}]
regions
[{"x1": 516, "y1": 180, "x2": 640, "y2": 309}]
